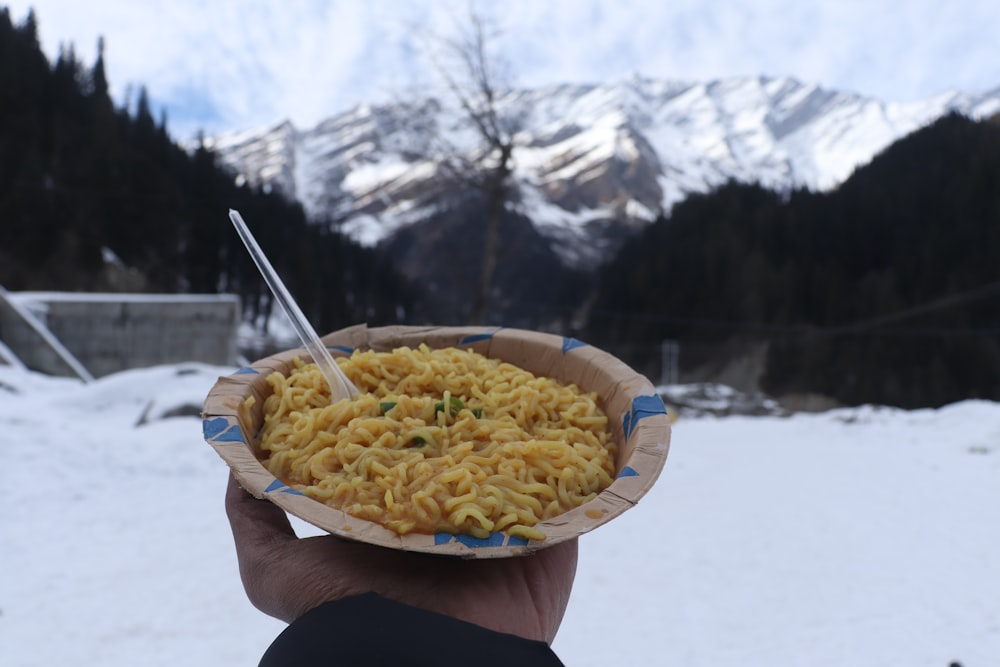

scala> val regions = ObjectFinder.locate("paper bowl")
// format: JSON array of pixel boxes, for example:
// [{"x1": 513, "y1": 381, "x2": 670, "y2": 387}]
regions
[{"x1": 202, "y1": 324, "x2": 671, "y2": 558}]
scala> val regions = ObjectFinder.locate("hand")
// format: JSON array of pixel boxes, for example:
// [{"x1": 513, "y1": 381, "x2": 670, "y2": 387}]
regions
[{"x1": 225, "y1": 474, "x2": 578, "y2": 644}]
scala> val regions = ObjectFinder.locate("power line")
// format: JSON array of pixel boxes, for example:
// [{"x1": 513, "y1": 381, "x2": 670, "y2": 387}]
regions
[
  {"x1": 586, "y1": 278, "x2": 1000, "y2": 339},
  {"x1": 833, "y1": 279, "x2": 1000, "y2": 332}
]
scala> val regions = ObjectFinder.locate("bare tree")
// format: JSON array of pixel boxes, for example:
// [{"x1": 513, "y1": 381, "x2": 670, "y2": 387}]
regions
[{"x1": 411, "y1": 7, "x2": 522, "y2": 324}]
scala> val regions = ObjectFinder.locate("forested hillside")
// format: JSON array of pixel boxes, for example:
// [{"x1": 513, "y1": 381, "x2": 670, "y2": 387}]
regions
[
  {"x1": 582, "y1": 112, "x2": 1000, "y2": 408},
  {"x1": 0, "y1": 9, "x2": 411, "y2": 333}
]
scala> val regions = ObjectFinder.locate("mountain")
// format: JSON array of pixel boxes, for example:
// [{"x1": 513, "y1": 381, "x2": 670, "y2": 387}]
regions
[{"x1": 205, "y1": 75, "x2": 1000, "y2": 268}]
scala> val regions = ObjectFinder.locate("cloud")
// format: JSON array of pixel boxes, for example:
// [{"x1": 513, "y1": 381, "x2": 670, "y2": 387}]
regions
[{"x1": 7, "y1": 0, "x2": 999, "y2": 139}]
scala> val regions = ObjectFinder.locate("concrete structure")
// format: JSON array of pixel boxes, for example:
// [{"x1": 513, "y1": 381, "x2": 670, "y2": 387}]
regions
[{"x1": 0, "y1": 289, "x2": 241, "y2": 378}]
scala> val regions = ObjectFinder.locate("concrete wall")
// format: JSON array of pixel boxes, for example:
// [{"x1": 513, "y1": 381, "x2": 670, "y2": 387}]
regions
[
  {"x1": 0, "y1": 288, "x2": 89, "y2": 378},
  {"x1": 0, "y1": 291, "x2": 241, "y2": 378}
]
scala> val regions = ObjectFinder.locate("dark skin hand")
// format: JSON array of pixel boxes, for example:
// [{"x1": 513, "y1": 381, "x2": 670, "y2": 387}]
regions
[{"x1": 225, "y1": 474, "x2": 578, "y2": 644}]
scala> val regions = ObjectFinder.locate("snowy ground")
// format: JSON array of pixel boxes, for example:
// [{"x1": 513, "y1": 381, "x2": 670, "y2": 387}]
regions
[{"x1": 2, "y1": 363, "x2": 998, "y2": 666}]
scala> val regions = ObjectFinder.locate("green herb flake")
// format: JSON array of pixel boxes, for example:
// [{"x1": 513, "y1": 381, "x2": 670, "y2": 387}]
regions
[{"x1": 434, "y1": 396, "x2": 465, "y2": 417}]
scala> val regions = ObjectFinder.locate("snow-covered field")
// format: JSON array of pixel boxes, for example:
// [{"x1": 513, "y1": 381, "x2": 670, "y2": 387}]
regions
[{"x1": 2, "y1": 363, "x2": 998, "y2": 666}]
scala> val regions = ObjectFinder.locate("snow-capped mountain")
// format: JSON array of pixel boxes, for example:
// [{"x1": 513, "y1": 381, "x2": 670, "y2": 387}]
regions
[{"x1": 207, "y1": 75, "x2": 1000, "y2": 267}]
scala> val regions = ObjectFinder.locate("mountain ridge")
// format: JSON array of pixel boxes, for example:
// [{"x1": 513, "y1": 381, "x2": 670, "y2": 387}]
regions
[{"x1": 206, "y1": 75, "x2": 1000, "y2": 267}]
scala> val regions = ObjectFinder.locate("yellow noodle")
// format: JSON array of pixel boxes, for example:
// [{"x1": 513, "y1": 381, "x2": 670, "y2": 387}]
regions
[{"x1": 254, "y1": 344, "x2": 615, "y2": 540}]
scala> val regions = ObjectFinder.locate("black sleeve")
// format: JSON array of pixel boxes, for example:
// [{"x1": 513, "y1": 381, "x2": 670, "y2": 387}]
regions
[{"x1": 259, "y1": 592, "x2": 567, "y2": 667}]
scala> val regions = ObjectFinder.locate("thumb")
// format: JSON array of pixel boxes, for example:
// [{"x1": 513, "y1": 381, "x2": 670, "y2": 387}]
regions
[
  {"x1": 225, "y1": 473, "x2": 302, "y2": 616},
  {"x1": 225, "y1": 473, "x2": 297, "y2": 548},
  {"x1": 224, "y1": 473, "x2": 356, "y2": 622}
]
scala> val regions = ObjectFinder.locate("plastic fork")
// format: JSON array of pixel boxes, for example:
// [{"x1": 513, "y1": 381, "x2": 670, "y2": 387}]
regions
[{"x1": 229, "y1": 209, "x2": 360, "y2": 402}]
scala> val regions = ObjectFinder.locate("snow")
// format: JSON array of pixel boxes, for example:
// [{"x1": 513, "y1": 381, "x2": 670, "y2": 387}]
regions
[
  {"x1": 3, "y1": 363, "x2": 998, "y2": 666},
  {"x1": 9, "y1": 292, "x2": 239, "y2": 305},
  {"x1": 342, "y1": 159, "x2": 412, "y2": 197}
]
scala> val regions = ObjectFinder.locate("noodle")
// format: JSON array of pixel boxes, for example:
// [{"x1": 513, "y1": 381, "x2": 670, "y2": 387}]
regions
[{"x1": 254, "y1": 344, "x2": 615, "y2": 541}]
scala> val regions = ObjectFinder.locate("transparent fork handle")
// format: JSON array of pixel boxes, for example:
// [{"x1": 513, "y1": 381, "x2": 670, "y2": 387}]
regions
[{"x1": 229, "y1": 209, "x2": 359, "y2": 401}]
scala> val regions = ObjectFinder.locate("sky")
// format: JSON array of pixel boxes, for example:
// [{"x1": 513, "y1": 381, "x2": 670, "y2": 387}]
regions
[
  {"x1": 6, "y1": 1, "x2": 1000, "y2": 141},
  {"x1": 3, "y1": 362, "x2": 999, "y2": 666}
]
